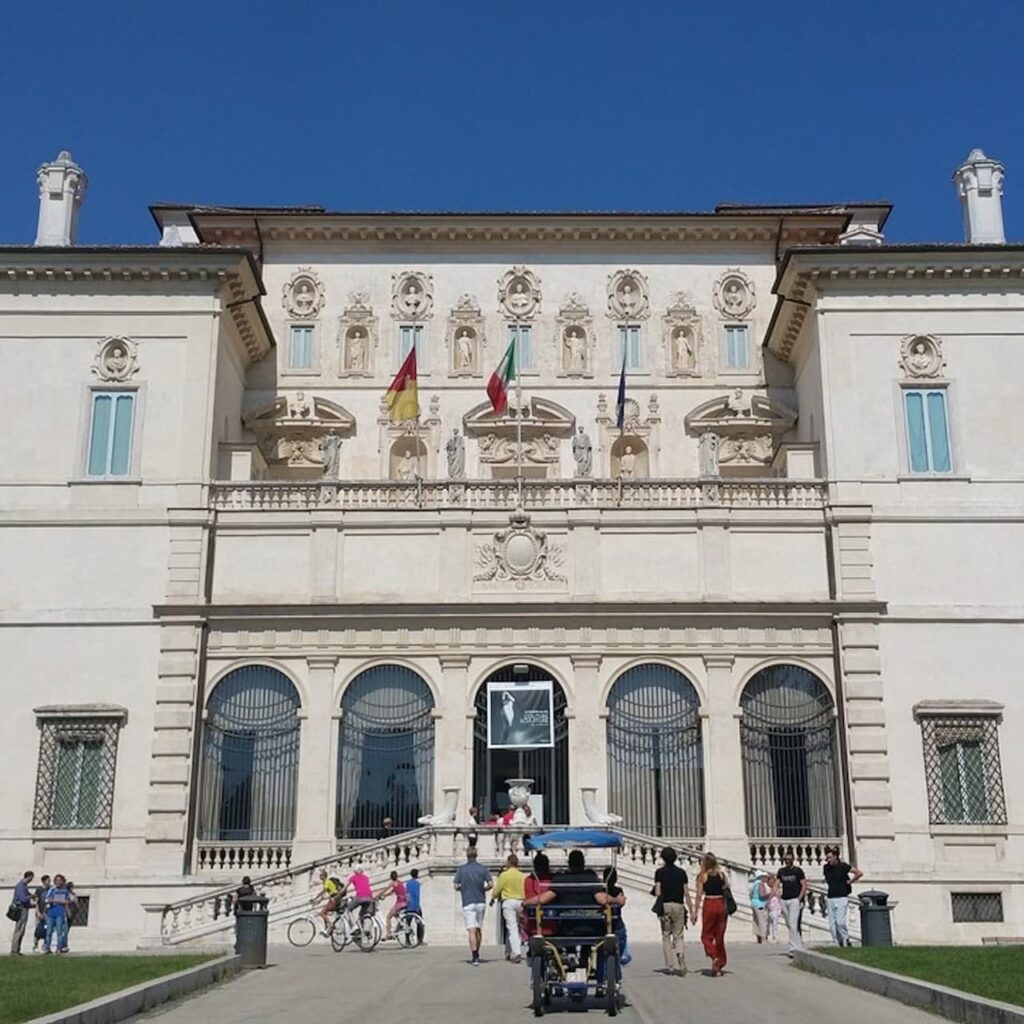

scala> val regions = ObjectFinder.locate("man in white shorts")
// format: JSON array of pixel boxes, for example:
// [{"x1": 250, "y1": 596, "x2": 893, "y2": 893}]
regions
[{"x1": 453, "y1": 847, "x2": 493, "y2": 965}]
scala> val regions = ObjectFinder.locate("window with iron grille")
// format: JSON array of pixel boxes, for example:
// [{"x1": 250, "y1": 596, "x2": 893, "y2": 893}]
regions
[
  {"x1": 69, "y1": 895, "x2": 90, "y2": 927},
  {"x1": 33, "y1": 715, "x2": 123, "y2": 830},
  {"x1": 919, "y1": 715, "x2": 1006, "y2": 826},
  {"x1": 951, "y1": 892, "x2": 1003, "y2": 923}
]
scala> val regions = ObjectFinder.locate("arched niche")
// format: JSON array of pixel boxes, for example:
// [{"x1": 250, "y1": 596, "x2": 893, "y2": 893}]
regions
[
  {"x1": 611, "y1": 435, "x2": 649, "y2": 479},
  {"x1": 389, "y1": 438, "x2": 428, "y2": 481}
]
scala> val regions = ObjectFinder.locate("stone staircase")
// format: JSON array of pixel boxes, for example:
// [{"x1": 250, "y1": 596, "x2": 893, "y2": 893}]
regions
[{"x1": 159, "y1": 826, "x2": 858, "y2": 947}]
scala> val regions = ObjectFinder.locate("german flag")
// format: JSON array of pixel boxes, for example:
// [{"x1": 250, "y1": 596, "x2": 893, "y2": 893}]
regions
[{"x1": 385, "y1": 346, "x2": 419, "y2": 421}]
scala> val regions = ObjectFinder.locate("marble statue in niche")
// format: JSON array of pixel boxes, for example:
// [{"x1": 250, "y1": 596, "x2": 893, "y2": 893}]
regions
[
  {"x1": 397, "y1": 450, "x2": 416, "y2": 480},
  {"x1": 673, "y1": 327, "x2": 695, "y2": 371},
  {"x1": 572, "y1": 426, "x2": 593, "y2": 477},
  {"x1": 455, "y1": 328, "x2": 475, "y2": 370},
  {"x1": 619, "y1": 446, "x2": 636, "y2": 478},
  {"x1": 564, "y1": 327, "x2": 587, "y2": 372},
  {"x1": 698, "y1": 432, "x2": 720, "y2": 476},
  {"x1": 446, "y1": 428, "x2": 466, "y2": 479},
  {"x1": 347, "y1": 328, "x2": 368, "y2": 371}
]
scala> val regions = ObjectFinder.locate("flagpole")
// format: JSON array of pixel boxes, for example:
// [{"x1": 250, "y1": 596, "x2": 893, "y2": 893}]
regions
[{"x1": 515, "y1": 335, "x2": 523, "y2": 508}]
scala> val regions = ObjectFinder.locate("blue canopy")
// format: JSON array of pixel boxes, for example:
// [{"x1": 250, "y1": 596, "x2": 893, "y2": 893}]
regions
[{"x1": 524, "y1": 829, "x2": 623, "y2": 850}]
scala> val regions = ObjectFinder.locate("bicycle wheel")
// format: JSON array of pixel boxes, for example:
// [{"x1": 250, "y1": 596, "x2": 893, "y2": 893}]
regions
[
  {"x1": 396, "y1": 914, "x2": 422, "y2": 948},
  {"x1": 355, "y1": 914, "x2": 381, "y2": 952},
  {"x1": 330, "y1": 916, "x2": 350, "y2": 952},
  {"x1": 287, "y1": 917, "x2": 316, "y2": 947},
  {"x1": 531, "y1": 953, "x2": 546, "y2": 1017}
]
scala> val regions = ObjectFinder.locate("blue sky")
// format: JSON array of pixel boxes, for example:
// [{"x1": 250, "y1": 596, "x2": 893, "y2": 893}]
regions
[{"x1": 1, "y1": 0, "x2": 1021, "y2": 245}]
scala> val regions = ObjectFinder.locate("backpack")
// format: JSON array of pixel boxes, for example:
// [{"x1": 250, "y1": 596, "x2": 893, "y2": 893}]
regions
[{"x1": 329, "y1": 877, "x2": 343, "y2": 891}]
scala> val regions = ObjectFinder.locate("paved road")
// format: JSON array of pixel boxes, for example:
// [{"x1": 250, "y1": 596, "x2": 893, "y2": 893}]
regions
[{"x1": 133, "y1": 941, "x2": 937, "y2": 1024}]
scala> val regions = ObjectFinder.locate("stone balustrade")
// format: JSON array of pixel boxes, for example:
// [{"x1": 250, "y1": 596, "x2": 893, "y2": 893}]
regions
[
  {"x1": 208, "y1": 477, "x2": 827, "y2": 512},
  {"x1": 196, "y1": 842, "x2": 293, "y2": 874}
]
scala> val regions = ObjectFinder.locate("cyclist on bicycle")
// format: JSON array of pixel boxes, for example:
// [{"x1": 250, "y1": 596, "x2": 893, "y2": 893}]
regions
[
  {"x1": 341, "y1": 866, "x2": 375, "y2": 924},
  {"x1": 316, "y1": 869, "x2": 343, "y2": 935},
  {"x1": 374, "y1": 870, "x2": 408, "y2": 941}
]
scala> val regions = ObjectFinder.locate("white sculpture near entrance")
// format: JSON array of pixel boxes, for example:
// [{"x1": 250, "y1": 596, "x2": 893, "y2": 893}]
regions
[
  {"x1": 580, "y1": 786, "x2": 623, "y2": 826},
  {"x1": 506, "y1": 778, "x2": 537, "y2": 825},
  {"x1": 418, "y1": 786, "x2": 461, "y2": 826}
]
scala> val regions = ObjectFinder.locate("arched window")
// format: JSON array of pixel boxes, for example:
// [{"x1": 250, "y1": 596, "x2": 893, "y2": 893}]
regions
[
  {"x1": 198, "y1": 665, "x2": 301, "y2": 842},
  {"x1": 473, "y1": 666, "x2": 569, "y2": 825},
  {"x1": 606, "y1": 664, "x2": 705, "y2": 837},
  {"x1": 336, "y1": 665, "x2": 435, "y2": 839},
  {"x1": 740, "y1": 665, "x2": 841, "y2": 839}
]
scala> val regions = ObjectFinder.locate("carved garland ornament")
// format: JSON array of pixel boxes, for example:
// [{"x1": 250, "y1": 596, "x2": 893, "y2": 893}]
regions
[
  {"x1": 498, "y1": 266, "x2": 542, "y2": 320},
  {"x1": 713, "y1": 269, "x2": 756, "y2": 320},
  {"x1": 283, "y1": 267, "x2": 325, "y2": 319},
  {"x1": 92, "y1": 336, "x2": 139, "y2": 382},
  {"x1": 474, "y1": 508, "x2": 566, "y2": 586}
]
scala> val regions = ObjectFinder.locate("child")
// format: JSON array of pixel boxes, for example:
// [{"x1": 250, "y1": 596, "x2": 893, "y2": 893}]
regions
[{"x1": 767, "y1": 889, "x2": 782, "y2": 942}]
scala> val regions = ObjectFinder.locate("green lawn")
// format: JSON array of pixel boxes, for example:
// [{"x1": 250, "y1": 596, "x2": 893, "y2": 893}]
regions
[
  {"x1": 821, "y1": 946, "x2": 1024, "y2": 1008},
  {"x1": 0, "y1": 954, "x2": 216, "y2": 1024}
]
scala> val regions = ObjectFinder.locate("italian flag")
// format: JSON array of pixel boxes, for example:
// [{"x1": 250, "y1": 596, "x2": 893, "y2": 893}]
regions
[
  {"x1": 487, "y1": 338, "x2": 516, "y2": 414},
  {"x1": 385, "y1": 346, "x2": 419, "y2": 421}
]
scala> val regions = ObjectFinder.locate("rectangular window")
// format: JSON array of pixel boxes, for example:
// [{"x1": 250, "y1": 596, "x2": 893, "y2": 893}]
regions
[
  {"x1": 919, "y1": 714, "x2": 1006, "y2": 826},
  {"x1": 288, "y1": 325, "x2": 315, "y2": 370},
  {"x1": 399, "y1": 325, "x2": 423, "y2": 363},
  {"x1": 86, "y1": 392, "x2": 135, "y2": 477},
  {"x1": 509, "y1": 323, "x2": 532, "y2": 370},
  {"x1": 33, "y1": 715, "x2": 123, "y2": 830},
  {"x1": 951, "y1": 893, "x2": 1003, "y2": 923},
  {"x1": 723, "y1": 324, "x2": 750, "y2": 370},
  {"x1": 616, "y1": 325, "x2": 641, "y2": 370},
  {"x1": 904, "y1": 388, "x2": 952, "y2": 473}
]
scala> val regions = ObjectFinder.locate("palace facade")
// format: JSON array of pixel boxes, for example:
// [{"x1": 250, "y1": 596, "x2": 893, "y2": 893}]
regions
[{"x1": 1, "y1": 149, "x2": 1021, "y2": 947}]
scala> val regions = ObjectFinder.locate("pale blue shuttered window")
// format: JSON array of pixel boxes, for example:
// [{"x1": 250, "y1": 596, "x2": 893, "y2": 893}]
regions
[
  {"x1": 399, "y1": 324, "x2": 423, "y2": 362},
  {"x1": 288, "y1": 325, "x2": 315, "y2": 369},
  {"x1": 617, "y1": 325, "x2": 641, "y2": 369},
  {"x1": 87, "y1": 392, "x2": 135, "y2": 477},
  {"x1": 509, "y1": 323, "x2": 532, "y2": 369},
  {"x1": 724, "y1": 324, "x2": 750, "y2": 370},
  {"x1": 904, "y1": 388, "x2": 951, "y2": 473}
]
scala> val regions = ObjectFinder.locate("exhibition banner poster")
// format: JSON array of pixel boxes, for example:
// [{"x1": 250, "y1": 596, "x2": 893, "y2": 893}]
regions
[{"x1": 487, "y1": 679, "x2": 554, "y2": 749}]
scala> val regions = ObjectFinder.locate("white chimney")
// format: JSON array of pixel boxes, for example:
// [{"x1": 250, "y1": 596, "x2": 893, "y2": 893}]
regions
[
  {"x1": 35, "y1": 151, "x2": 87, "y2": 246},
  {"x1": 953, "y1": 148, "x2": 1005, "y2": 244}
]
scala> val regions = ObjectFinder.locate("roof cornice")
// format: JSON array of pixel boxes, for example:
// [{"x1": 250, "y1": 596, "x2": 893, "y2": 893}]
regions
[{"x1": 765, "y1": 245, "x2": 1024, "y2": 363}]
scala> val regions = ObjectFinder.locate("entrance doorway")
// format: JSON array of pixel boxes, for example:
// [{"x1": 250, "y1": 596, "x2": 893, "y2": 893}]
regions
[{"x1": 472, "y1": 665, "x2": 569, "y2": 824}]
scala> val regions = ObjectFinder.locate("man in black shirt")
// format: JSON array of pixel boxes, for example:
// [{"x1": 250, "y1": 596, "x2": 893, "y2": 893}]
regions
[
  {"x1": 774, "y1": 853, "x2": 807, "y2": 956},
  {"x1": 823, "y1": 847, "x2": 862, "y2": 946},
  {"x1": 653, "y1": 848, "x2": 692, "y2": 975}
]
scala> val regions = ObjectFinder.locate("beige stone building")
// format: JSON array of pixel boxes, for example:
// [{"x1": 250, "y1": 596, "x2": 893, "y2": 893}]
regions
[{"x1": 0, "y1": 149, "x2": 1020, "y2": 948}]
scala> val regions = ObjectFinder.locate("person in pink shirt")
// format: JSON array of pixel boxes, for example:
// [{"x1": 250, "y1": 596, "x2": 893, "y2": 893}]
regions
[
  {"x1": 375, "y1": 870, "x2": 409, "y2": 940},
  {"x1": 343, "y1": 866, "x2": 375, "y2": 922}
]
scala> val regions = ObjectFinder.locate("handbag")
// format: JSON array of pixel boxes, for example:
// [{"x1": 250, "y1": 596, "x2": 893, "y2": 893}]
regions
[
  {"x1": 651, "y1": 896, "x2": 665, "y2": 916},
  {"x1": 724, "y1": 887, "x2": 738, "y2": 917},
  {"x1": 6, "y1": 902, "x2": 21, "y2": 922}
]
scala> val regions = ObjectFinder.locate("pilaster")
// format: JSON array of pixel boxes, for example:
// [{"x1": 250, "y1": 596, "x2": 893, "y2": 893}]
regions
[
  {"x1": 438, "y1": 654, "x2": 472, "y2": 820},
  {"x1": 702, "y1": 654, "x2": 747, "y2": 861},
  {"x1": 570, "y1": 653, "x2": 604, "y2": 823},
  {"x1": 292, "y1": 655, "x2": 338, "y2": 862}
]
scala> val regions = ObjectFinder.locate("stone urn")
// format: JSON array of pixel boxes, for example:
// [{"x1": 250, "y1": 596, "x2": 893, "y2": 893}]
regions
[{"x1": 506, "y1": 778, "x2": 535, "y2": 824}]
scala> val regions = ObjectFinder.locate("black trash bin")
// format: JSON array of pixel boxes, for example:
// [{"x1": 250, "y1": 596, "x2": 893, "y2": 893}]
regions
[
  {"x1": 858, "y1": 890, "x2": 893, "y2": 947},
  {"x1": 234, "y1": 894, "x2": 269, "y2": 968}
]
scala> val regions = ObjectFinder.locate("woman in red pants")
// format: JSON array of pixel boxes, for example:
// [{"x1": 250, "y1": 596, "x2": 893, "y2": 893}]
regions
[{"x1": 695, "y1": 853, "x2": 730, "y2": 976}]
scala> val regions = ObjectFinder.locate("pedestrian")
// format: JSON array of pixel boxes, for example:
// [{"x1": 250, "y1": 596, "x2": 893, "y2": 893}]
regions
[
  {"x1": 653, "y1": 847, "x2": 691, "y2": 976},
  {"x1": 232, "y1": 875, "x2": 256, "y2": 910},
  {"x1": 823, "y1": 846, "x2": 862, "y2": 946},
  {"x1": 767, "y1": 888, "x2": 782, "y2": 942},
  {"x1": 491, "y1": 853, "x2": 526, "y2": 962},
  {"x1": 453, "y1": 846, "x2": 492, "y2": 966},
  {"x1": 8, "y1": 870, "x2": 34, "y2": 955},
  {"x1": 775, "y1": 851, "x2": 807, "y2": 957},
  {"x1": 749, "y1": 871, "x2": 771, "y2": 943},
  {"x1": 601, "y1": 865, "x2": 631, "y2": 966},
  {"x1": 522, "y1": 852, "x2": 556, "y2": 941},
  {"x1": 694, "y1": 853, "x2": 730, "y2": 977},
  {"x1": 406, "y1": 868, "x2": 425, "y2": 943},
  {"x1": 376, "y1": 816, "x2": 394, "y2": 842},
  {"x1": 32, "y1": 875, "x2": 50, "y2": 952},
  {"x1": 43, "y1": 874, "x2": 72, "y2": 954}
]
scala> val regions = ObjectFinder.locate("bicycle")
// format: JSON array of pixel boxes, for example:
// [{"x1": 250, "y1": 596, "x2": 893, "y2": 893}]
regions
[
  {"x1": 330, "y1": 901, "x2": 382, "y2": 952},
  {"x1": 287, "y1": 907, "x2": 337, "y2": 947},
  {"x1": 393, "y1": 909, "x2": 425, "y2": 948}
]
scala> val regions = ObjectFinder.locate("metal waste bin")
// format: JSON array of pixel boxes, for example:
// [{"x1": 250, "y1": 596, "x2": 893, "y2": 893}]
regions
[
  {"x1": 858, "y1": 890, "x2": 894, "y2": 947},
  {"x1": 234, "y1": 894, "x2": 269, "y2": 967}
]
